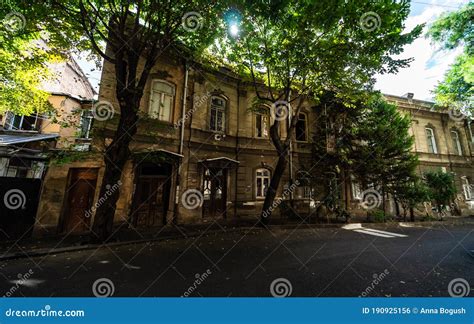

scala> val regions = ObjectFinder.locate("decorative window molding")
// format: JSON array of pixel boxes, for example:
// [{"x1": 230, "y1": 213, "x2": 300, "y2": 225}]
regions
[
  {"x1": 149, "y1": 80, "x2": 175, "y2": 122},
  {"x1": 450, "y1": 129, "x2": 462, "y2": 156},
  {"x1": 209, "y1": 95, "x2": 226, "y2": 132},
  {"x1": 425, "y1": 127, "x2": 438, "y2": 154}
]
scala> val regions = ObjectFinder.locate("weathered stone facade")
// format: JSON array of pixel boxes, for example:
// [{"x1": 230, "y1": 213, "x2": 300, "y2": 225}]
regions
[{"x1": 33, "y1": 54, "x2": 474, "y2": 237}]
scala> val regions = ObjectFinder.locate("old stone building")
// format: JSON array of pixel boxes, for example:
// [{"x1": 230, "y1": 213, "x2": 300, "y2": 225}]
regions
[
  {"x1": 8, "y1": 52, "x2": 472, "y2": 238},
  {"x1": 0, "y1": 58, "x2": 96, "y2": 239}
]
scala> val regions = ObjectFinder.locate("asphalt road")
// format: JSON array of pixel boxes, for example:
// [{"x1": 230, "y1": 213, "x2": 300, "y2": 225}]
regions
[{"x1": 0, "y1": 223, "x2": 473, "y2": 297}]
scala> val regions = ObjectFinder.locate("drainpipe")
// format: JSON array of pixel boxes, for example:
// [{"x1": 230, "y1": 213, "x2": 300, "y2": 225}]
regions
[
  {"x1": 234, "y1": 80, "x2": 240, "y2": 219},
  {"x1": 288, "y1": 93, "x2": 294, "y2": 202},
  {"x1": 174, "y1": 62, "x2": 189, "y2": 223}
]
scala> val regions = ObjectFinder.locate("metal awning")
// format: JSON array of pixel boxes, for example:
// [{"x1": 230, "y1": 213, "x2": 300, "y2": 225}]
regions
[
  {"x1": 0, "y1": 133, "x2": 59, "y2": 146},
  {"x1": 198, "y1": 157, "x2": 240, "y2": 168}
]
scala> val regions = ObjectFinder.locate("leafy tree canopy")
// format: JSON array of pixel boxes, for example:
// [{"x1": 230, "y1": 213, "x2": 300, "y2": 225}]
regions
[{"x1": 427, "y1": 2, "x2": 473, "y2": 113}]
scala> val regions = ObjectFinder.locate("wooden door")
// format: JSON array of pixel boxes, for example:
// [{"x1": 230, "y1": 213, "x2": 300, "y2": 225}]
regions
[
  {"x1": 135, "y1": 177, "x2": 169, "y2": 226},
  {"x1": 63, "y1": 169, "x2": 98, "y2": 234}
]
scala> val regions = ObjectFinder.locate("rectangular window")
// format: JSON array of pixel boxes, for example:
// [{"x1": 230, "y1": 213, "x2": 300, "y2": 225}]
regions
[
  {"x1": 426, "y1": 128, "x2": 438, "y2": 154},
  {"x1": 149, "y1": 80, "x2": 174, "y2": 122},
  {"x1": 256, "y1": 169, "x2": 271, "y2": 198},
  {"x1": 351, "y1": 179, "x2": 363, "y2": 200},
  {"x1": 255, "y1": 113, "x2": 269, "y2": 138},
  {"x1": 5, "y1": 112, "x2": 41, "y2": 131},
  {"x1": 462, "y1": 178, "x2": 473, "y2": 200},
  {"x1": 210, "y1": 96, "x2": 226, "y2": 132},
  {"x1": 451, "y1": 130, "x2": 462, "y2": 156},
  {"x1": 79, "y1": 110, "x2": 93, "y2": 138},
  {"x1": 296, "y1": 113, "x2": 307, "y2": 142}
]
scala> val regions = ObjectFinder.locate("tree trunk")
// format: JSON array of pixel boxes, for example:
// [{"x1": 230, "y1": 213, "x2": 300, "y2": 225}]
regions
[
  {"x1": 409, "y1": 207, "x2": 414, "y2": 222},
  {"x1": 90, "y1": 98, "x2": 139, "y2": 242},
  {"x1": 260, "y1": 149, "x2": 288, "y2": 225}
]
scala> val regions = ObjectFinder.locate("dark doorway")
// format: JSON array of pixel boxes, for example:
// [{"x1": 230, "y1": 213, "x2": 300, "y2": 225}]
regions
[
  {"x1": 61, "y1": 168, "x2": 98, "y2": 234},
  {"x1": 132, "y1": 162, "x2": 172, "y2": 227},
  {"x1": 0, "y1": 177, "x2": 42, "y2": 241},
  {"x1": 202, "y1": 168, "x2": 227, "y2": 218}
]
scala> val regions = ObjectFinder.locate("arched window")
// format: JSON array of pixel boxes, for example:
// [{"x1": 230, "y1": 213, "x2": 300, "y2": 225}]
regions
[
  {"x1": 256, "y1": 168, "x2": 271, "y2": 198},
  {"x1": 451, "y1": 130, "x2": 462, "y2": 156},
  {"x1": 296, "y1": 113, "x2": 308, "y2": 142},
  {"x1": 149, "y1": 80, "x2": 175, "y2": 121},
  {"x1": 209, "y1": 96, "x2": 226, "y2": 132},
  {"x1": 255, "y1": 107, "x2": 269, "y2": 138},
  {"x1": 425, "y1": 127, "x2": 438, "y2": 154}
]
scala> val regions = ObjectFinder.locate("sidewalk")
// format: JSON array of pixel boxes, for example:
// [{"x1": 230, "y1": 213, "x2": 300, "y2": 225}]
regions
[{"x1": 1, "y1": 216, "x2": 472, "y2": 261}]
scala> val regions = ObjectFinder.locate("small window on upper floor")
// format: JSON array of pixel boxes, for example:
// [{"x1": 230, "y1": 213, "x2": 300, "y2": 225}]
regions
[
  {"x1": 425, "y1": 127, "x2": 438, "y2": 154},
  {"x1": 149, "y1": 80, "x2": 175, "y2": 122},
  {"x1": 209, "y1": 96, "x2": 226, "y2": 132},
  {"x1": 79, "y1": 110, "x2": 93, "y2": 139},
  {"x1": 451, "y1": 130, "x2": 462, "y2": 156},
  {"x1": 295, "y1": 113, "x2": 308, "y2": 142},
  {"x1": 255, "y1": 107, "x2": 269, "y2": 138}
]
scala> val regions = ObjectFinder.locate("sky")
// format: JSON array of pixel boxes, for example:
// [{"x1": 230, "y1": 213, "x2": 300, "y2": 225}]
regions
[{"x1": 76, "y1": 0, "x2": 469, "y2": 102}]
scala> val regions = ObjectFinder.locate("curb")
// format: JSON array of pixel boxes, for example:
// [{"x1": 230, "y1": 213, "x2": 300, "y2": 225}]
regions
[
  {"x1": 0, "y1": 227, "x2": 259, "y2": 262},
  {"x1": 1, "y1": 220, "x2": 472, "y2": 262}
]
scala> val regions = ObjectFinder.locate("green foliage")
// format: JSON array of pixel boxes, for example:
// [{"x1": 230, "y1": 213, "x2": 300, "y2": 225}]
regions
[
  {"x1": 368, "y1": 209, "x2": 386, "y2": 223},
  {"x1": 428, "y1": 2, "x2": 473, "y2": 111},
  {"x1": 353, "y1": 94, "x2": 419, "y2": 196},
  {"x1": 424, "y1": 170, "x2": 457, "y2": 212},
  {"x1": 395, "y1": 177, "x2": 430, "y2": 211},
  {"x1": 49, "y1": 150, "x2": 92, "y2": 165},
  {"x1": 0, "y1": 3, "x2": 61, "y2": 114}
]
